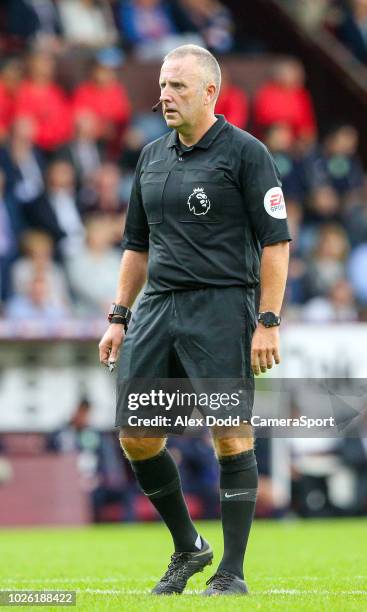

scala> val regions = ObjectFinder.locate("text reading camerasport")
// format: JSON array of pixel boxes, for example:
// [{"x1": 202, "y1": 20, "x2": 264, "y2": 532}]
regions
[
  {"x1": 127, "y1": 390, "x2": 241, "y2": 411},
  {"x1": 251, "y1": 416, "x2": 335, "y2": 428}
]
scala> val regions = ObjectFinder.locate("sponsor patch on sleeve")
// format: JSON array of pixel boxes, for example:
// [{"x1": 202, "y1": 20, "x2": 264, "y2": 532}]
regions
[{"x1": 263, "y1": 187, "x2": 287, "y2": 219}]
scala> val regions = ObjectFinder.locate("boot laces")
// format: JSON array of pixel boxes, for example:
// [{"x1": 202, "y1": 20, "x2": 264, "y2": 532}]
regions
[
  {"x1": 161, "y1": 552, "x2": 191, "y2": 583},
  {"x1": 206, "y1": 571, "x2": 235, "y2": 591}
]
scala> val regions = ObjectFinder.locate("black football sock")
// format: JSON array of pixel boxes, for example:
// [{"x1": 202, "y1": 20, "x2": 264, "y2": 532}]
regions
[
  {"x1": 217, "y1": 449, "x2": 258, "y2": 579},
  {"x1": 130, "y1": 448, "x2": 201, "y2": 552}
]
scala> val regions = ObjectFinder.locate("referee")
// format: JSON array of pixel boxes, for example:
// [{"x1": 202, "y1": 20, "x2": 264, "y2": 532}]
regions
[{"x1": 99, "y1": 45, "x2": 290, "y2": 596}]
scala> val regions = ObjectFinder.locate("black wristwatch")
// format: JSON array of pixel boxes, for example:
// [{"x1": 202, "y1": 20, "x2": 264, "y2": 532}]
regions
[
  {"x1": 108, "y1": 303, "x2": 132, "y2": 332},
  {"x1": 258, "y1": 311, "x2": 281, "y2": 328}
]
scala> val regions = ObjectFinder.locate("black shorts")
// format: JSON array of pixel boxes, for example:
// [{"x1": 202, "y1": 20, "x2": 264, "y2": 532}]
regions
[{"x1": 115, "y1": 286, "x2": 256, "y2": 432}]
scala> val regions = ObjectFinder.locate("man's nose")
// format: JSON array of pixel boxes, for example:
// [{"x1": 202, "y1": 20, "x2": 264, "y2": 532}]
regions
[{"x1": 160, "y1": 88, "x2": 174, "y2": 103}]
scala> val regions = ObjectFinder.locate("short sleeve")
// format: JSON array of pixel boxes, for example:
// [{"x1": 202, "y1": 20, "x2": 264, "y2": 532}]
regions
[
  {"x1": 240, "y1": 140, "x2": 292, "y2": 247},
  {"x1": 121, "y1": 152, "x2": 149, "y2": 252}
]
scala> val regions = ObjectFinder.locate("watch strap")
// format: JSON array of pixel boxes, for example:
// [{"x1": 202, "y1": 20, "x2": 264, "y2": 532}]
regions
[{"x1": 108, "y1": 303, "x2": 132, "y2": 329}]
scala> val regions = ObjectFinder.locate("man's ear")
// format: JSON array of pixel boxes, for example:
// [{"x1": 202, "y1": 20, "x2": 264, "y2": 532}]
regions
[{"x1": 205, "y1": 83, "x2": 217, "y2": 105}]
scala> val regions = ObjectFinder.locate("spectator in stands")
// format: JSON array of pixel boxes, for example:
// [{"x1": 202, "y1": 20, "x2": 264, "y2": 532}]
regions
[
  {"x1": 340, "y1": 410, "x2": 367, "y2": 513},
  {"x1": 78, "y1": 161, "x2": 128, "y2": 246},
  {"x1": 302, "y1": 277, "x2": 358, "y2": 321},
  {"x1": 118, "y1": 112, "x2": 168, "y2": 204},
  {"x1": 282, "y1": 0, "x2": 336, "y2": 31},
  {"x1": 27, "y1": 0, "x2": 63, "y2": 36},
  {"x1": 342, "y1": 177, "x2": 367, "y2": 247},
  {"x1": 117, "y1": 0, "x2": 179, "y2": 56},
  {"x1": 284, "y1": 199, "x2": 308, "y2": 306},
  {"x1": 307, "y1": 184, "x2": 341, "y2": 222},
  {"x1": 29, "y1": 0, "x2": 64, "y2": 52},
  {"x1": 49, "y1": 397, "x2": 135, "y2": 522},
  {"x1": 308, "y1": 124, "x2": 364, "y2": 196},
  {"x1": 4, "y1": 270, "x2": 71, "y2": 320},
  {"x1": 7, "y1": 0, "x2": 63, "y2": 50},
  {"x1": 336, "y1": 0, "x2": 367, "y2": 63},
  {"x1": 289, "y1": 433, "x2": 347, "y2": 518},
  {"x1": 79, "y1": 162, "x2": 126, "y2": 216},
  {"x1": 348, "y1": 242, "x2": 367, "y2": 304},
  {"x1": 6, "y1": 0, "x2": 45, "y2": 42},
  {"x1": 264, "y1": 123, "x2": 307, "y2": 199},
  {"x1": 65, "y1": 214, "x2": 121, "y2": 315},
  {"x1": 60, "y1": 112, "x2": 102, "y2": 185},
  {"x1": 72, "y1": 48, "x2": 131, "y2": 155},
  {"x1": 214, "y1": 66, "x2": 248, "y2": 129},
  {"x1": 169, "y1": 435, "x2": 219, "y2": 519},
  {"x1": 177, "y1": 0, "x2": 235, "y2": 53},
  {"x1": 120, "y1": 112, "x2": 168, "y2": 173},
  {"x1": 254, "y1": 58, "x2": 317, "y2": 146},
  {"x1": 14, "y1": 50, "x2": 72, "y2": 152},
  {"x1": 11, "y1": 230, "x2": 71, "y2": 311},
  {"x1": 54, "y1": 398, "x2": 94, "y2": 450},
  {"x1": 44, "y1": 160, "x2": 85, "y2": 256},
  {"x1": 0, "y1": 58, "x2": 23, "y2": 143},
  {"x1": 58, "y1": 0, "x2": 117, "y2": 48},
  {"x1": 0, "y1": 117, "x2": 44, "y2": 206},
  {"x1": 0, "y1": 120, "x2": 66, "y2": 248},
  {"x1": 0, "y1": 169, "x2": 21, "y2": 303},
  {"x1": 303, "y1": 223, "x2": 350, "y2": 300}
]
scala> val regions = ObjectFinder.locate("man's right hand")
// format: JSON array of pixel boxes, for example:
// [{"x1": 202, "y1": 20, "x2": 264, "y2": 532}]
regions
[{"x1": 99, "y1": 323, "x2": 125, "y2": 367}]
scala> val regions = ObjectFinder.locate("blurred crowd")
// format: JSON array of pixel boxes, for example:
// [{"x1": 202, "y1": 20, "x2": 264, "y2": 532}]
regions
[
  {"x1": 282, "y1": 0, "x2": 367, "y2": 65},
  {"x1": 58, "y1": 399, "x2": 367, "y2": 520},
  {"x1": 2, "y1": 397, "x2": 365, "y2": 521},
  {"x1": 0, "y1": 4, "x2": 367, "y2": 323},
  {"x1": 1, "y1": 0, "x2": 236, "y2": 57}
]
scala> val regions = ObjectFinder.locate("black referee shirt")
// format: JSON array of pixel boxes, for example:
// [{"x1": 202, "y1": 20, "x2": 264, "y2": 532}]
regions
[{"x1": 122, "y1": 115, "x2": 291, "y2": 294}]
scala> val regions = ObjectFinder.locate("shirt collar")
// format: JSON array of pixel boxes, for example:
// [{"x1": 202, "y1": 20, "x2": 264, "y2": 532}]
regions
[{"x1": 166, "y1": 115, "x2": 227, "y2": 150}]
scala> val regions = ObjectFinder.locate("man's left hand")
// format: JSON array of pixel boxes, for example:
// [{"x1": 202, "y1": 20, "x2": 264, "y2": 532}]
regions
[{"x1": 251, "y1": 325, "x2": 280, "y2": 376}]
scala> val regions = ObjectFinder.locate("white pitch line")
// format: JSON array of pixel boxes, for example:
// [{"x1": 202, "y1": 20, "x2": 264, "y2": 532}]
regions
[
  {"x1": 80, "y1": 589, "x2": 139, "y2": 595},
  {"x1": 0, "y1": 578, "x2": 156, "y2": 584},
  {"x1": 262, "y1": 576, "x2": 367, "y2": 582},
  {"x1": 266, "y1": 589, "x2": 367, "y2": 596},
  {"x1": 1, "y1": 587, "x2": 366, "y2": 597},
  {"x1": 3, "y1": 575, "x2": 366, "y2": 583},
  {"x1": 73, "y1": 588, "x2": 367, "y2": 596}
]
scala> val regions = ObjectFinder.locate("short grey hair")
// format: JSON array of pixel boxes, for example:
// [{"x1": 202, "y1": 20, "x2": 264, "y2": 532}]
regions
[{"x1": 163, "y1": 44, "x2": 221, "y2": 100}]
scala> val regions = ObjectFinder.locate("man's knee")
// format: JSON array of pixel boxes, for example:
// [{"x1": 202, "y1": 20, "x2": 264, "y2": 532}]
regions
[
  {"x1": 212, "y1": 423, "x2": 254, "y2": 458},
  {"x1": 119, "y1": 432, "x2": 167, "y2": 461}
]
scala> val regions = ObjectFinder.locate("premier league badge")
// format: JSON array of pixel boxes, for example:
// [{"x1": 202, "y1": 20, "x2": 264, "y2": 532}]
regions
[{"x1": 187, "y1": 187, "x2": 211, "y2": 216}]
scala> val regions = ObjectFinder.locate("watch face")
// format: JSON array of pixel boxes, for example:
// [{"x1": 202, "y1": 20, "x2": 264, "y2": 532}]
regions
[
  {"x1": 261, "y1": 312, "x2": 279, "y2": 327},
  {"x1": 263, "y1": 312, "x2": 273, "y2": 326}
]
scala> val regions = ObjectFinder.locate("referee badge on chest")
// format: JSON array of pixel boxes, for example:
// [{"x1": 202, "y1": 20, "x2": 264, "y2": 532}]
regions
[{"x1": 187, "y1": 187, "x2": 211, "y2": 216}]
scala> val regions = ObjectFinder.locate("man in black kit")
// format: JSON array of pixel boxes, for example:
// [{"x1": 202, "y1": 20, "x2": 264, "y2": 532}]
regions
[{"x1": 99, "y1": 44, "x2": 290, "y2": 596}]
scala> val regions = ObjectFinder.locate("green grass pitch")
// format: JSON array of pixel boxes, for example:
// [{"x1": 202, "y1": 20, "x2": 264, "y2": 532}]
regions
[{"x1": 0, "y1": 519, "x2": 366, "y2": 611}]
